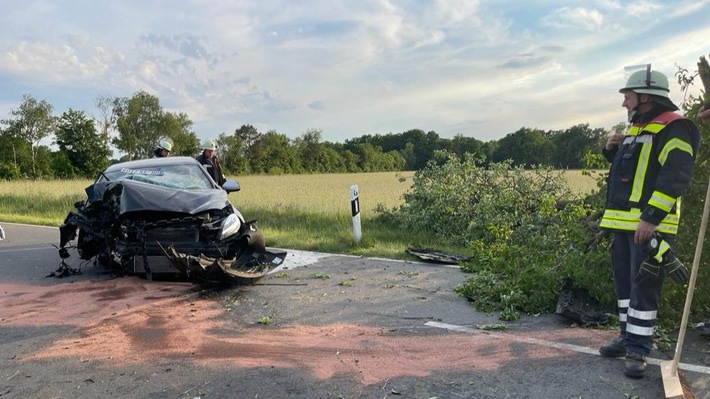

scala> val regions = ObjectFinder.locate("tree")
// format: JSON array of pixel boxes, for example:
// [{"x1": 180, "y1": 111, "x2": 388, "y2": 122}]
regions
[
  {"x1": 492, "y1": 127, "x2": 555, "y2": 167},
  {"x1": 448, "y1": 134, "x2": 485, "y2": 160},
  {"x1": 161, "y1": 112, "x2": 199, "y2": 156},
  {"x1": 235, "y1": 124, "x2": 261, "y2": 160},
  {"x1": 1, "y1": 95, "x2": 56, "y2": 178},
  {"x1": 249, "y1": 130, "x2": 301, "y2": 174},
  {"x1": 55, "y1": 109, "x2": 111, "y2": 178},
  {"x1": 111, "y1": 91, "x2": 163, "y2": 160},
  {"x1": 216, "y1": 132, "x2": 247, "y2": 175},
  {"x1": 295, "y1": 128, "x2": 326, "y2": 173},
  {"x1": 350, "y1": 143, "x2": 404, "y2": 172},
  {"x1": 94, "y1": 95, "x2": 116, "y2": 148},
  {"x1": 0, "y1": 126, "x2": 23, "y2": 179},
  {"x1": 550, "y1": 124, "x2": 607, "y2": 168}
]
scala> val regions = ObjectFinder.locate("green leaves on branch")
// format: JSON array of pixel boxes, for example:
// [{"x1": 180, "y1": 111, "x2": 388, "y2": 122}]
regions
[{"x1": 378, "y1": 151, "x2": 614, "y2": 320}]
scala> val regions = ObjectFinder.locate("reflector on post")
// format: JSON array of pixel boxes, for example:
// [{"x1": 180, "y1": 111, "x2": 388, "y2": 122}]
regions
[{"x1": 350, "y1": 185, "x2": 361, "y2": 243}]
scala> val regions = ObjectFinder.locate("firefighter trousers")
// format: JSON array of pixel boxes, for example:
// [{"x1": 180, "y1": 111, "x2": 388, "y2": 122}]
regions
[{"x1": 610, "y1": 231, "x2": 672, "y2": 355}]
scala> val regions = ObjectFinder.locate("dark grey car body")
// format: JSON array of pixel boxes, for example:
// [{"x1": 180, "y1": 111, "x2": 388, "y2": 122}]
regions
[{"x1": 57, "y1": 157, "x2": 285, "y2": 284}]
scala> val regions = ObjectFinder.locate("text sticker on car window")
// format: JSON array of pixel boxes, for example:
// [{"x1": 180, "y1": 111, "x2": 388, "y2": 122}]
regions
[{"x1": 120, "y1": 168, "x2": 165, "y2": 176}]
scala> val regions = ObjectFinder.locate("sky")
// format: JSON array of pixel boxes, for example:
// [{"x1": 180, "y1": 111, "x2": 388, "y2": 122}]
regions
[{"x1": 1, "y1": 0, "x2": 709, "y2": 145}]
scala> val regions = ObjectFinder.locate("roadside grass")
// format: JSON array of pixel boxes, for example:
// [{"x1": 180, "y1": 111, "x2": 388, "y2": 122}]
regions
[{"x1": 0, "y1": 170, "x2": 600, "y2": 259}]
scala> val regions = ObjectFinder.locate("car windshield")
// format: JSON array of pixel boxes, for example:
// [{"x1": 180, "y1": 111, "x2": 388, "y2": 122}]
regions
[{"x1": 101, "y1": 163, "x2": 215, "y2": 190}]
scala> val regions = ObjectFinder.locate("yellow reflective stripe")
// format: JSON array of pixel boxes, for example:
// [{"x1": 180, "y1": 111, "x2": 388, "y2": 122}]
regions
[
  {"x1": 628, "y1": 122, "x2": 666, "y2": 136},
  {"x1": 655, "y1": 224, "x2": 679, "y2": 234},
  {"x1": 599, "y1": 219, "x2": 639, "y2": 231},
  {"x1": 653, "y1": 240, "x2": 671, "y2": 262},
  {"x1": 658, "y1": 138, "x2": 693, "y2": 165},
  {"x1": 602, "y1": 208, "x2": 642, "y2": 220},
  {"x1": 630, "y1": 143, "x2": 652, "y2": 203},
  {"x1": 600, "y1": 208, "x2": 679, "y2": 234},
  {"x1": 648, "y1": 191, "x2": 675, "y2": 212}
]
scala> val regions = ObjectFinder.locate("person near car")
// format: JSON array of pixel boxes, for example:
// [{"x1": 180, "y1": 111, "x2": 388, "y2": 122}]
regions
[
  {"x1": 152, "y1": 137, "x2": 173, "y2": 158},
  {"x1": 598, "y1": 67, "x2": 700, "y2": 378},
  {"x1": 196, "y1": 139, "x2": 226, "y2": 187}
]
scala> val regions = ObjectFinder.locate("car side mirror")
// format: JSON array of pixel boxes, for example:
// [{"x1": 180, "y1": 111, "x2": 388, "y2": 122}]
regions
[{"x1": 222, "y1": 180, "x2": 240, "y2": 193}]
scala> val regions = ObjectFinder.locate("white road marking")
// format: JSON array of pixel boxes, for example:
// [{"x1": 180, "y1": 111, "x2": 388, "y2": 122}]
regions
[
  {"x1": 0, "y1": 245, "x2": 56, "y2": 253},
  {"x1": 425, "y1": 321, "x2": 710, "y2": 375}
]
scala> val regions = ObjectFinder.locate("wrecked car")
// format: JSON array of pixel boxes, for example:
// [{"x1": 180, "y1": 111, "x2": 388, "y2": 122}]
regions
[{"x1": 57, "y1": 156, "x2": 286, "y2": 284}]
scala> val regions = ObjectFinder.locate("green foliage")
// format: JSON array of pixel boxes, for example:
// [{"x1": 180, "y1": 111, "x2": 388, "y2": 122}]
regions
[
  {"x1": 161, "y1": 112, "x2": 199, "y2": 156},
  {"x1": 55, "y1": 109, "x2": 111, "y2": 178},
  {"x1": 0, "y1": 162, "x2": 20, "y2": 180},
  {"x1": 381, "y1": 151, "x2": 614, "y2": 319},
  {"x1": 657, "y1": 63, "x2": 710, "y2": 329},
  {"x1": 492, "y1": 127, "x2": 555, "y2": 166},
  {"x1": 217, "y1": 132, "x2": 247, "y2": 174},
  {"x1": 1, "y1": 94, "x2": 57, "y2": 178},
  {"x1": 249, "y1": 130, "x2": 302, "y2": 174},
  {"x1": 112, "y1": 91, "x2": 163, "y2": 159}
]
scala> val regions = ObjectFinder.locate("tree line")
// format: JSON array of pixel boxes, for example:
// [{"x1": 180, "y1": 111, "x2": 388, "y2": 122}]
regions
[{"x1": 0, "y1": 91, "x2": 614, "y2": 180}]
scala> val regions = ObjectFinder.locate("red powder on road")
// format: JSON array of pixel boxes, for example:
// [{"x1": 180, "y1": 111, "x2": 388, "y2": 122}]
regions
[{"x1": 2, "y1": 279, "x2": 614, "y2": 385}]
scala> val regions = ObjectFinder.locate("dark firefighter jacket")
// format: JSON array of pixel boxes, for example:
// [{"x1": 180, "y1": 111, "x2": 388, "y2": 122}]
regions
[
  {"x1": 196, "y1": 153, "x2": 226, "y2": 187},
  {"x1": 599, "y1": 110, "x2": 700, "y2": 235}
]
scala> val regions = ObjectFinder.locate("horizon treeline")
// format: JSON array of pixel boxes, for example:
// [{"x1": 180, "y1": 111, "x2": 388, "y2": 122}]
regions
[{"x1": 0, "y1": 91, "x2": 616, "y2": 180}]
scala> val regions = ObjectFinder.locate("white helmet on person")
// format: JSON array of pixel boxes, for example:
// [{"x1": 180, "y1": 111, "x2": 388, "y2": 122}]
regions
[
  {"x1": 157, "y1": 137, "x2": 173, "y2": 152},
  {"x1": 201, "y1": 139, "x2": 217, "y2": 151},
  {"x1": 619, "y1": 68, "x2": 671, "y2": 99}
]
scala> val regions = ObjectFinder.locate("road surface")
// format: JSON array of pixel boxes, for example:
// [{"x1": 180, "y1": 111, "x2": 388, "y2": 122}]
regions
[{"x1": 1, "y1": 222, "x2": 709, "y2": 398}]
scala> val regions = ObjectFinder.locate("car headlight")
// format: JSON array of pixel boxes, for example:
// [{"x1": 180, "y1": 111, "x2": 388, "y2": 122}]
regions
[{"x1": 218, "y1": 213, "x2": 241, "y2": 240}]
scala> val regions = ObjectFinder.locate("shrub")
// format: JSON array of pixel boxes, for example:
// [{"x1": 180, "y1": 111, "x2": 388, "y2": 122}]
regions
[{"x1": 378, "y1": 151, "x2": 614, "y2": 319}]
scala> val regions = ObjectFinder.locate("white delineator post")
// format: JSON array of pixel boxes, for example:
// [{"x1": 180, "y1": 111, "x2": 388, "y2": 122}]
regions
[{"x1": 350, "y1": 185, "x2": 361, "y2": 243}]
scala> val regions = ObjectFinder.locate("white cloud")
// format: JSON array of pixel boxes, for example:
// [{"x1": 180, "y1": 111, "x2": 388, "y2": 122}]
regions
[
  {"x1": 0, "y1": 0, "x2": 708, "y2": 144},
  {"x1": 541, "y1": 7, "x2": 605, "y2": 31}
]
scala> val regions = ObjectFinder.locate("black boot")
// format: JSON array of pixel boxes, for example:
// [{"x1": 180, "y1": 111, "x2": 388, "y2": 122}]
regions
[
  {"x1": 624, "y1": 351, "x2": 647, "y2": 378},
  {"x1": 599, "y1": 336, "x2": 627, "y2": 358}
]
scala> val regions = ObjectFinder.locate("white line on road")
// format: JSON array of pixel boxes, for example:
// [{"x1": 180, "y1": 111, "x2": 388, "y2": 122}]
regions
[
  {"x1": 0, "y1": 245, "x2": 56, "y2": 253},
  {"x1": 425, "y1": 321, "x2": 710, "y2": 375}
]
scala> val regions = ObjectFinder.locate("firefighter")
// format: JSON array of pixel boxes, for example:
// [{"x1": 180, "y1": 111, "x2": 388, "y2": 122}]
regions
[
  {"x1": 598, "y1": 66, "x2": 700, "y2": 378},
  {"x1": 196, "y1": 139, "x2": 226, "y2": 186},
  {"x1": 152, "y1": 137, "x2": 173, "y2": 158}
]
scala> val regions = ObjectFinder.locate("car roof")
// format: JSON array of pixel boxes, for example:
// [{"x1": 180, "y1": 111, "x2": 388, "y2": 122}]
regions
[{"x1": 104, "y1": 156, "x2": 201, "y2": 173}]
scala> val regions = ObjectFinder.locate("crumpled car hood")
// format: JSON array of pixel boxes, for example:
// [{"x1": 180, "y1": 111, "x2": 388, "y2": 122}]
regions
[{"x1": 86, "y1": 180, "x2": 231, "y2": 215}]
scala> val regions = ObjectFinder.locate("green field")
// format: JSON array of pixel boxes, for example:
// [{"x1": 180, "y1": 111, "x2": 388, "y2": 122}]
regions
[{"x1": 0, "y1": 170, "x2": 600, "y2": 258}]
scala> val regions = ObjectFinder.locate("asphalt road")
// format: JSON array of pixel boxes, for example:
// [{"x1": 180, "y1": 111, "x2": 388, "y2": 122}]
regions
[{"x1": 1, "y1": 222, "x2": 709, "y2": 399}]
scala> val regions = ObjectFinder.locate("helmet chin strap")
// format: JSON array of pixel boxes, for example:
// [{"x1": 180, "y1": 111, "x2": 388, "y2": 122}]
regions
[
  {"x1": 627, "y1": 109, "x2": 637, "y2": 123},
  {"x1": 627, "y1": 92, "x2": 643, "y2": 122}
]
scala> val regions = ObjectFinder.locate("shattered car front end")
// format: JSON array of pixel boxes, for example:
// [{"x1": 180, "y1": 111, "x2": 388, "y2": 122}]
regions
[{"x1": 57, "y1": 157, "x2": 285, "y2": 284}]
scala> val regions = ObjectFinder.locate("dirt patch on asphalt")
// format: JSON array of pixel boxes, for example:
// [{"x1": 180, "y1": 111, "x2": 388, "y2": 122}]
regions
[{"x1": 3, "y1": 278, "x2": 615, "y2": 385}]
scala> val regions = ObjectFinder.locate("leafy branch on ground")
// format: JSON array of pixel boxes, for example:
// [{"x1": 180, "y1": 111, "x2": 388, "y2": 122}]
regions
[{"x1": 377, "y1": 151, "x2": 615, "y2": 320}]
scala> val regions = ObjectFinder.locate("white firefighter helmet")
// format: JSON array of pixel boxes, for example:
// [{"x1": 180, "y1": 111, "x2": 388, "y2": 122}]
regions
[
  {"x1": 201, "y1": 139, "x2": 217, "y2": 151},
  {"x1": 619, "y1": 66, "x2": 671, "y2": 99},
  {"x1": 157, "y1": 137, "x2": 173, "y2": 152}
]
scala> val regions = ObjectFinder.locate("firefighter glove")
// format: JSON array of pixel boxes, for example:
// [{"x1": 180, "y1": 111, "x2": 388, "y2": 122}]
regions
[
  {"x1": 664, "y1": 256, "x2": 689, "y2": 284},
  {"x1": 634, "y1": 259, "x2": 663, "y2": 287}
]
